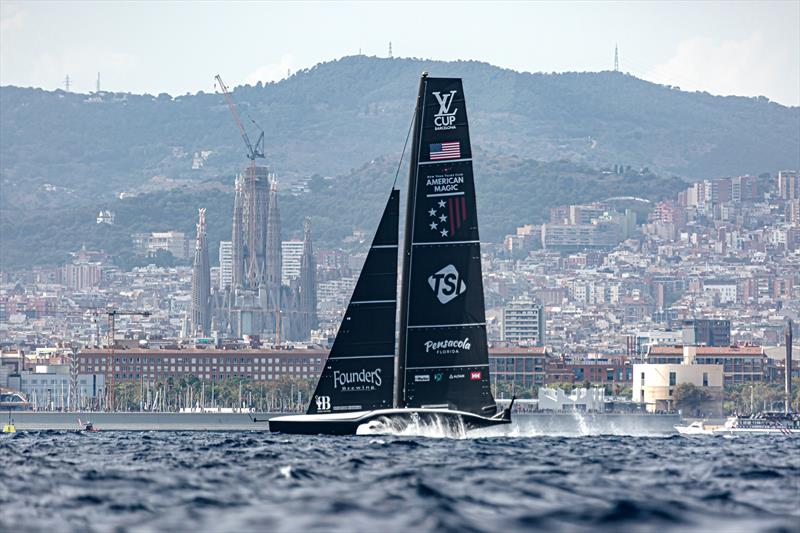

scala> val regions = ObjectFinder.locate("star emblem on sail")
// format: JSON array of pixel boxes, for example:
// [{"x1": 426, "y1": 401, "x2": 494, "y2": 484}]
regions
[{"x1": 428, "y1": 196, "x2": 468, "y2": 237}]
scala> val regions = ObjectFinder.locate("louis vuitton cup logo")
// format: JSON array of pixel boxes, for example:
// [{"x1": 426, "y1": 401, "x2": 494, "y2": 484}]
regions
[
  {"x1": 428, "y1": 264, "x2": 467, "y2": 304},
  {"x1": 432, "y1": 90, "x2": 458, "y2": 130},
  {"x1": 315, "y1": 395, "x2": 331, "y2": 411}
]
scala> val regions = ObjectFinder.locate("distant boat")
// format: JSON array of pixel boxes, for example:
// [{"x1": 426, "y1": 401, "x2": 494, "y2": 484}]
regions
[
  {"x1": 268, "y1": 74, "x2": 513, "y2": 435},
  {"x1": 674, "y1": 420, "x2": 713, "y2": 435},
  {"x1": 713, "y1": 412, "x2": 799, "y2": 435},
  {"x1": 77, "y1": 418, "x2": 99, "y2": 433}
]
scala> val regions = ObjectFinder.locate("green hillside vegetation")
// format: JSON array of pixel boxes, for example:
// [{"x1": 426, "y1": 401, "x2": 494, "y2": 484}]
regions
[
  {"x1": 0, "y1": 155, "x2": 684, "y2": 269},
  {"x1": 1, "y1": 55, "x2": 797, "y2": 214}
]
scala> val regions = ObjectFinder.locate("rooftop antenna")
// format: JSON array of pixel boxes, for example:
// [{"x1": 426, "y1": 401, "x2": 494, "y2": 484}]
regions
[
  {"x1": 96, "y1": 72, "x2": 101, "y2": 93},
  {"x1": 614, "y1": 43, "x2": 619, "y2": 72},
  {"x1": 64, "y1": 75, "x2": 71, "y2": 92},
  {"x1": 388, "y1": 41, "x2": 393, "y2": 58}
]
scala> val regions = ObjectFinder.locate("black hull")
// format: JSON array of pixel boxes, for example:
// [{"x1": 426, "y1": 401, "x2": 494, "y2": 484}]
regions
[{"x1": 268, "y1": 407, "x2": 512, "y2": 436}]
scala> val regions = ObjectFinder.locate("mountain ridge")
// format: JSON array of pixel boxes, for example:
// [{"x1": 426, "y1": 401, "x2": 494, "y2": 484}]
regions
[{"x1": 1, "y1": 55, "x2": 797, "y2": 211}]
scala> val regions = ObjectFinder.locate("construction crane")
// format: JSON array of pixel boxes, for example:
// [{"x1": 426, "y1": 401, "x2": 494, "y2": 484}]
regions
[
  {"x1": 107, "y1": 309, "x2": 152, "y2": 348},
  {"x1": 105, "y1": 309, "x2": 151, "y2": 411},
  {"x1": 214, "y1": 74, "x2": 265, "y2": 164}
]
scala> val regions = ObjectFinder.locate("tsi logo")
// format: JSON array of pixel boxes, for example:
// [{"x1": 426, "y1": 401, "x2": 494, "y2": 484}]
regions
[
  {"x1": 315, "y1": 395, "x2": 331, "y2": 411},
  {"x1": 428, "y1": 264, "x2": 466, "y2": 304},
  {"x1": 432, "y1": 90, "x2": 458, "y2": 130}
]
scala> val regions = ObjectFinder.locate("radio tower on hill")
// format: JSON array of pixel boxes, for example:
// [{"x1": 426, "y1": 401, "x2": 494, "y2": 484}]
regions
[
  {"x1": 388, "y1": 41, "x2": 393, "y2": 58},
  {"x1": 614, "y1": 44, "x2": 619, "y2": 72}
]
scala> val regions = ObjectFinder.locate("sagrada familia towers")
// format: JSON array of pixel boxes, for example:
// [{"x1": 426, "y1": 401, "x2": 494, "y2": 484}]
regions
[
  {"x1": 190, "y1": 208, "x2": 211, "y2": 336},
  {"x1": 190, "y1": 164, "x2": 317, "y2": 342}
]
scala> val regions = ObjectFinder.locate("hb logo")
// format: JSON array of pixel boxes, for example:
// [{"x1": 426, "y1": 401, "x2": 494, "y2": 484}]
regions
[
  {"x1": 428, "y1": 264, "x2": 467, "y2": 304},
  {"x1": 432, "y1": 90, "x2": 458, "y2": 129},
  {"x1": 315, "y1": 396, "x2": 331, "y2": 411}
]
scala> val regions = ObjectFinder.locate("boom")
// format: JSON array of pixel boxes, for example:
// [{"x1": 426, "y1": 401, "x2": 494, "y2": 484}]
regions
[{"x1": 215, "y1": 74, "x2": 265, "y2": 162}]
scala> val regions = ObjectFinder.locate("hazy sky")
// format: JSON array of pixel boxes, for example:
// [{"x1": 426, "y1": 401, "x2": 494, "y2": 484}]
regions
[{"x1": 1, "y1": 1, "x2": 798, "y2": 106}]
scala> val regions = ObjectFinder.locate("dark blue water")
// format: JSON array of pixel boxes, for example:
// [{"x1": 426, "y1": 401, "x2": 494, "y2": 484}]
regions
[{"x1": 1, "y1": 432, "x2": 798, "y2": 532}]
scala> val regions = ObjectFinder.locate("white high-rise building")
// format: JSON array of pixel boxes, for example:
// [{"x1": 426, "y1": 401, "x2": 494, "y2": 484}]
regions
[
  {"x1": 501, "y1": 296, "x2": 545, "y2": 346},
  {"x1": 281, "y1": 240, "x2": 304, "y2": 285},
  {"x1": 218, "y1": 241, "x2": 233, "y2": 290}
]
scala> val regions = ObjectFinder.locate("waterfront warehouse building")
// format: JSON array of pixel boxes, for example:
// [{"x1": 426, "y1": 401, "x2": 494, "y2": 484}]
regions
[
  {"x1": 79, "y1": 346, "x2": 550, "y2": 391},
  {"x1": 633, "y1": 346, "x2": 724, "y2": 416}
]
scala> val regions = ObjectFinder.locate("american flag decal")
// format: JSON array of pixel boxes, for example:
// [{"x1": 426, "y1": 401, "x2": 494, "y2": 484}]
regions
[
  {"x1": 429, "y1": 141, "x2": 461, "y2": 161},
  {"x1": 427, "y1": 195, "x2": 468, "y2": 238}
]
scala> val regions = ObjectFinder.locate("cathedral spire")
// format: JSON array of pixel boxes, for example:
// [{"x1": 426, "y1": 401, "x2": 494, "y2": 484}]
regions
[
  {"x1": 265, "y1": 176, "x2": 282, "y2": 335},
  {"x1": 190, "y1": 208, "x2": 211, "y2": 336},
  {"x1": 299, "y1": 217, "x2": 318, "y2": 336}
]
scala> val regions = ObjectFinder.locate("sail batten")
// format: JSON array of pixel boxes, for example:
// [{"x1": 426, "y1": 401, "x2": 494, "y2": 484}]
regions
[
  {"x1": 307, "y1": 190, "x2": 399, "y2": 415},
  {"x1": 396, "y1": 76, "x2": 497, "y2": 416}
]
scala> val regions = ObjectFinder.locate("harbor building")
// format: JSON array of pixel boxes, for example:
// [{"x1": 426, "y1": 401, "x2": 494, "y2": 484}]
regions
[
  {"x1": 8, "y1": 365, "x2": 105, "y2": 410},
  {"x1": 645, "y1": 345, "x2": 767, "y2": 386},
  {"x1": 538, "y1": 387, "x2": 605, "y2": 412},
  {"x1": 632, "y1": 348, "x2": 723, "y2": 416},
  {"x1": 501, "y1": 296, "x2": 545, "y2": 346},
  {"x1": 77, "y1": 347, "x2": 327, "y2": 384},
  {"x1": 488, "y1": 346, "x2": 548, "y2": 390},
  {"x1": 78, "y1": 346, "x2": 548, "y2": 390}
]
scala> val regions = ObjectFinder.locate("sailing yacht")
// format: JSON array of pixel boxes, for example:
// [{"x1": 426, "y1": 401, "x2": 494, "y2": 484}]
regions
[{"x1": 268, "y1": 74, "x2": 513, "y2": 435}]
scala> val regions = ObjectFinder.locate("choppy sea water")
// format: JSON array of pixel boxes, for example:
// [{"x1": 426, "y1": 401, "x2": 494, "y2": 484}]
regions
[{"x1": 1, "y1": 430, "x2": 798, "y2": 532}]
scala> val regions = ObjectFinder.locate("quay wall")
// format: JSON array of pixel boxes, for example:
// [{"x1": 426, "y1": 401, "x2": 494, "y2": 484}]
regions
[{"x1": 2, "y1": 411, "x2": 681, "y2": 434}]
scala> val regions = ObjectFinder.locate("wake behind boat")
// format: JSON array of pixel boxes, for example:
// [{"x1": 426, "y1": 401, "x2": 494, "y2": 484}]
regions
[{"x1": 268, "y1": 74, "x2": 512, "y2": 435}]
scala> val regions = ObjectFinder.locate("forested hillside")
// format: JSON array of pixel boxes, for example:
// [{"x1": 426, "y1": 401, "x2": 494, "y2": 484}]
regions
[
  {"x1": 1, "y1": 55, "x2": 795, "y2": 269},
  {"x1": 0, "y1": 155, "x2": 684, "y2": 269}
]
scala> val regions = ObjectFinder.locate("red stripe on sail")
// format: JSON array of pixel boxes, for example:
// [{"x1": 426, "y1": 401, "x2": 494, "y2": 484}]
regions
[
  {"x1": 455, "y1": 197, "x2": 461, "y2": 229},
  {"x1": 461, "y1": 196, "x2": 467, "y2": 225},
  {"x1": 449, "y1": 199, "x2": 455, "y2": 235}
]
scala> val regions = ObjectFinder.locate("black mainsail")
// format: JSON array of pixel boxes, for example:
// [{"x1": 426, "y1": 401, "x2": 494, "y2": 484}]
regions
[
  {"x1": 306, "y1": 190, "x2": 399, "y2": 415},
  {"x1": 396, "y1": 75, "x2": 497, "y2": 416},
  {"x1": 267, "y1": 76, "x2": 510, "y2": 435}
]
